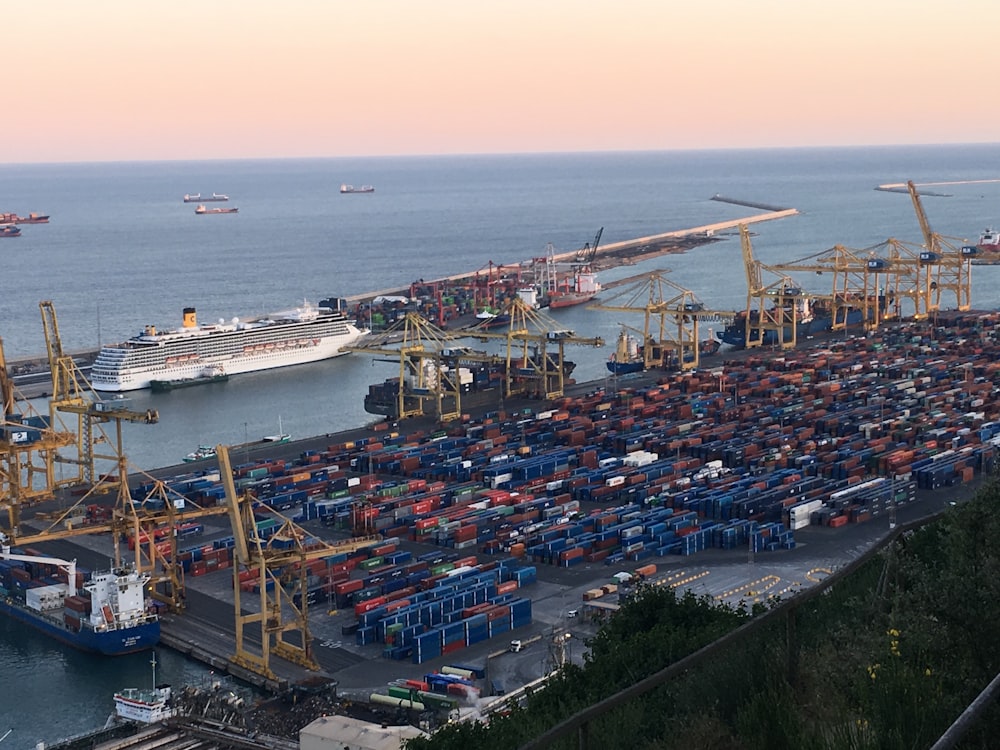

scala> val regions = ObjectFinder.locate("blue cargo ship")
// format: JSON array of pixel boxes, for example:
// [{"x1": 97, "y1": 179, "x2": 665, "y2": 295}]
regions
[{"x1": 0, "y1": 549, "x2": 160, "y2": 656}]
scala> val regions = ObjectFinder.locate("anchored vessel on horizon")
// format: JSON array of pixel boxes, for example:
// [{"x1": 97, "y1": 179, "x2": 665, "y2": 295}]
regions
[{"x1": 90, "y1": 298, "x2": 366, "y2": 392}]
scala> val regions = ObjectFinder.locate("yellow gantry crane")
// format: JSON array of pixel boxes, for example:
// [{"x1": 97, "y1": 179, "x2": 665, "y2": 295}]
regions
[
  {"x1": 344, "y1": 312, "x2": 470, "y2": 422},
  {"x1": 0, "y1": 336, "x2": 78, "y2": 531},
  {"x1": 462, "y1": 297, "x2": 604, "y2": 400},
  {"x1": 769, "y1": 244, "x2": 887, "y2": 332},
  {"x1": 218, "y1": 444, "x2": 379, "y2": 681},
  {"x1": 738, "y1": 225, "x2": 801, "y2": 349},
  {"x1": 905, "y1": 180, "x2": 973, "y2": 312},
  {"x1": 589, "y1": 270, "x2": 734, "y2": 372},
  {"x1": 40, "y1": 300, "x2": 158, "y2": 493}
]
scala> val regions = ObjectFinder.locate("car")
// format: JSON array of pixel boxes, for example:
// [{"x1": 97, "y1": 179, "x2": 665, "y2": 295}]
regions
[{"x1": 567, "y1": 609, "x2": 579, "y2": 618}]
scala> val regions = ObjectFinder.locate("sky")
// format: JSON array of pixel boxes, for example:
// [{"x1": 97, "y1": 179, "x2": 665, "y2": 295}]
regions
[{"x1": 7, "y1": 0, "x2": 1000, "y2": 163}]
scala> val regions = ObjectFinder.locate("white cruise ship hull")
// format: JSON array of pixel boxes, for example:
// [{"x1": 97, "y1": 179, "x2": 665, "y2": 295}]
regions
[{"x1": 90, "y1": 302, "x2": 366, "y2": 392}]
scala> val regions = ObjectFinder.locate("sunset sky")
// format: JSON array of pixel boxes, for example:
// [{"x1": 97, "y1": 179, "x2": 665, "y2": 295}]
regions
[{"x1": 9, "y1": 0, "x2": 998, "y2": 163}]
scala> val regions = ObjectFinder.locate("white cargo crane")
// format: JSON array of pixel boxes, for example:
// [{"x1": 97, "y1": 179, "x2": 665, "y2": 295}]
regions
[{"x1": 0, "y1": 544, "x2": 78, "y2": 596}]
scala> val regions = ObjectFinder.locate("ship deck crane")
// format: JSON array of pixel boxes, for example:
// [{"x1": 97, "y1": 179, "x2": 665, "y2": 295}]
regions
[
  {"x1": 218, "y1": 444, "x2": 380, "y2": 681},
  {"x1": 0, "y1": 547, "x2": 78, "y2": 596},
  {"x1": 589, "y1": 270, "x2": 735, "y2": 371},
  {"x1": 905, "y1": 180, "x2": 973, "y2": 312},
  {"x1": 461, "y1": 297, "x2": 604, "y2": 400},
  {"x1": 40, "y1": 300, "x2": 158, "y2": 494},
  {"x1": 0, "y1": 336, "x2": 78, "y2": 531}
]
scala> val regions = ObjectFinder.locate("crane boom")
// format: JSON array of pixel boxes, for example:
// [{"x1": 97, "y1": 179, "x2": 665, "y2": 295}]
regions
[{"x1": 0, "y1": 546, "x2": 77, "y2": 596}]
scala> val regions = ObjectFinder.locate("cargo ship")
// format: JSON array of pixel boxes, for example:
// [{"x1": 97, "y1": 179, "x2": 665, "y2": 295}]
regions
[
  {"x1": 194, "y1": 204, "x2": 238, "y2": 215},
  {"x1": 717, "y1": 299, "x2": 865, "y2": 348},
  {"x1": 606, "y1": 329, "x2": 645, "y2": 375},
  {"x1": 607, "y1": 329, "x2": 720, "y2": 375},
  {"x1": 340, "y1": 184, "x2": 375, "y2": 194},
  {"x1": 547, "y1": 269, "x2": 602, "y2": 309},
  {"x1": 0, "y1": 548, "x2": 160, "y2": 655},
  {"x1": 0, "y1": 212, "x2": 49, "y2": 224},
  {"x1": 183, "y1": 193, "x2": 228, "y2": 203},
  {"x1": 90, "y1": 298, "x2": 366, "y2": 392}
]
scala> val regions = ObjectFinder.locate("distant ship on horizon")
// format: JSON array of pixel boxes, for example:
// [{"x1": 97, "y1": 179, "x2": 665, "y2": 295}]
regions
[
  {"x1": 184, "y1": 193, "x2": 229, "y2": 203},
  {"x1": 340, "y1": 184, "x2": 374, "y2": 194}
]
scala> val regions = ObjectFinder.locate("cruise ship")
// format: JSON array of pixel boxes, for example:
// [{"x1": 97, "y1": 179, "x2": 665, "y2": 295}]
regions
[{"x1": 91, "y1": 298, "x2": 367, "y2": 392}]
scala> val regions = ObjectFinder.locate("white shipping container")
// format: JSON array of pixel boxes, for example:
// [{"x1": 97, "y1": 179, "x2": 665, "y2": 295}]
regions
[{"x1": 606, "y1": 475, "x2": 626, "y2": 487}]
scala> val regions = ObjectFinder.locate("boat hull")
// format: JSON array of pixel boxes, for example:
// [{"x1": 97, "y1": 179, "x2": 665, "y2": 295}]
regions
[
  {"x1": 606, "y1": 360, "x2": 644, "y2": 375},
  {"x1": 548, "y1": 293, "x2": 597, "y2": 309},
  {"x1": 150, "y1": 374, "x2": 229, "y2": 392},
  {"x1": 0, "y1": 595, "x2": 160, "y2": 655}
]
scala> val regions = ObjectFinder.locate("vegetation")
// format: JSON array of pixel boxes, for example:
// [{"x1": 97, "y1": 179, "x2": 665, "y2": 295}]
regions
[{"x1": 405, "y1": 477, "x2": 1000, "y2": 750}]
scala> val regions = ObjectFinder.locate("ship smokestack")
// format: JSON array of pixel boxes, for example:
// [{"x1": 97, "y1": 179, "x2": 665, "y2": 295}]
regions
[{"x1": 182, "y1": 307, "x2": 197, "y2": 328}]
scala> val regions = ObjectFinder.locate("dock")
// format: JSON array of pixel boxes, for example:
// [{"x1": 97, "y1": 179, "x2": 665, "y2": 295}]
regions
[{"x1": 343, "y1": 206, "x2": 798, "y2": 304}]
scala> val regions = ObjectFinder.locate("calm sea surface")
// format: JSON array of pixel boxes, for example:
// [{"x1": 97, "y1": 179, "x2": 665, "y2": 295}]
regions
[{"x1": 2, "y1": 145, "x2": 1000, "y2": 745}]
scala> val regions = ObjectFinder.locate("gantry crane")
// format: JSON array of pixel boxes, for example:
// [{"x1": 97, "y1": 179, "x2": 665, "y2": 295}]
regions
[
  {"x1": 859, "y1": 238, "x2": 937, "y2": 322},
  {"x1": 40, "y1": 300, "x2": 158, "y2": 493},
  {"x1": 218, "y1": 444, "x2": 380, "y2": 681},
  {"x1": 589, "y1": 270, "x2": 734, "y2": 372},
  {"x1": 462, "y1": 297, "x2": 604, "y2": 399},
  {"x1": 344, "y1": 312, "x2": 471, "y2": 422},
  {"x1": 0, "y1": 444, "x2": 233, "y2": 614},
  {"x1": 0, "y1": 336, "x2": 77, "y2": 531},
  {"x1": 905, "y1": 180, "x2": 973, "y2": 312},
  {"x1": 738, "y1": 225, "x2": 802, "y2": 349},
  {"x1": 769, "y1": 244, "x2": 889, "y2": 331}
]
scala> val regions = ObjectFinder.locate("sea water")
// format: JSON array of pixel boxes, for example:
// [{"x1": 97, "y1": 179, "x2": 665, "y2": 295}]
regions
[{"x1": 1, "y1": 144, "x2": 1000, "y2": 745}]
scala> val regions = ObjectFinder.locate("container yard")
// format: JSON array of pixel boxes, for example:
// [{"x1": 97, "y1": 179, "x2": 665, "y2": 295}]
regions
[
  {"x1": 8, "y1": 308, "x2": 992, "y2": 712},
  {"x1": 5, "y1": 187, "x2": 1000, "y2": 746}
]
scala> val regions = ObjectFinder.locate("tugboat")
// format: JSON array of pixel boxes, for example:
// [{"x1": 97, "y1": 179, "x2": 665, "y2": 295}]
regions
[
  {"x1": 183, "y1": 445, "x2": 217, "y2": 463},
  {"x1": 113, "y1": 653, "x2": 177, "y2": 724},
  {"x1": 0, "y1": 224, "x2": 21, "y2": 237}
]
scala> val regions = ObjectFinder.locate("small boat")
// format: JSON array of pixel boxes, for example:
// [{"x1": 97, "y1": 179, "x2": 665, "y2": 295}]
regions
[
  {"x1": 195, "y1": 204, "x2": 238, "y2": 215},
  {"x1": 113, "y1": 653, "x2": 177, "y2": 724},
  {"x1": 150, "y1": 369, "x2": 229, "y2": 392},
  {"x1": 0, "y1": 224, "x2": 21, "y2": 237},
  {"x1": 475, "y1": 310, "x2": 511, "y2": 329},
  {"x1": 262, "y1": 416, "x2": 290, "y2": 443},
  {"x1": 183, "y1": 445, "x2": 217, "y2": 462},
  {"x1": 340, "y1": 184, "x2": 375, "y2": 194}
]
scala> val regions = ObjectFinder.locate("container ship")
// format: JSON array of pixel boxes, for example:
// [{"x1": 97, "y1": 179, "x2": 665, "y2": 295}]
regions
[
  {"x1": 717, "y1": 298, "x2": 866, "y2": 348},
  {"x1": 90, "y1": 298, "x2": 366, "y2": 392},
  {"x1": 0, "y1": 548, "x2": 160, "y2": 655}
]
